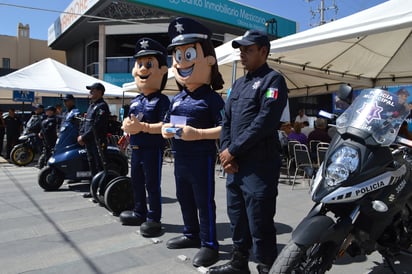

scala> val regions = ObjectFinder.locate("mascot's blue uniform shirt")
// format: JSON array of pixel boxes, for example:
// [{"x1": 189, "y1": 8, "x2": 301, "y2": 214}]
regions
[
  {"x1": 164, "y1": 84, "x2": 224, "y2": 155},
  {"x1": 129, "y1": 91, "x2": 170, "y2": 147},
  {"x1": 220, "y1": 63, "x2": 288, "y2": 162}
]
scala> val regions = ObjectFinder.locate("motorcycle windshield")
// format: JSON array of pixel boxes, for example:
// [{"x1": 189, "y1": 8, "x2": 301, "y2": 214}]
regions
[{"x1": 336, "y1": 88, "x2": 410, "y2": 146}]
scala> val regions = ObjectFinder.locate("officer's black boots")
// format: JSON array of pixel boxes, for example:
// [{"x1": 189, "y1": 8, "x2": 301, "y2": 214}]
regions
[
  {"x1": 208, "y1": 250, "x2": 250, "y2": 274},
  {"x1": 193, "y1": 247, "x2": 219, "y2": 267}
]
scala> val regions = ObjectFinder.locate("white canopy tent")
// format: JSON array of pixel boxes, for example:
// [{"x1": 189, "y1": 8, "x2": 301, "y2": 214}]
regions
[
  {"x1": 216, "y1": 0, "x2": 412, "y2": 98},
  {"x1": 0, "y1": 58, "x2": 136, "y2": 98}
]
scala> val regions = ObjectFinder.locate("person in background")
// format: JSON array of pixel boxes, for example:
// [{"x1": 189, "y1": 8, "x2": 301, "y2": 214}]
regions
[
  {"x1": 300, "y1": 120, "x2": 313, "y2": 137},
  {"x1": 26, "y1": 104, "x2": 45, "y2": 133},
  {"x1": 55, "y1": 103, "x2": 63, "y2": 130},
  {"x1": 61, "y1": 94, "x2": 77, "y2": 125},
  {"x1": 307, "y1": 117, "x2": 331, "y2": 144},
  {"x1": 0, "y1": 109, "x2": 6, "y2": 157},
  {"x1": 119, "y1": 37, "x2": 170, "y2": 238},
  {"x1": 307, "y1": 117, "x2": 331, "y2": 160},
  {"x1": 211, "y1": 29, "x2": 288, "y2": 274},
  {"x1": 78, "y1": 83, "x2": 109, "y2": 198},
  {"x1": 108, "y1": 115, "x2": 122, "y2": 136},
  {"x1": 161, "y1": 17, "x2": 225, "y2": 268},
  {"x1": 38, "y1": 106, "x2": 59, "y2": 158},
  {"x1": 5, "y1": 108, "x2": 23, "y2": 159},
  {"x1": 294, "y1": 108, "x2": 309, "y2": 125},
  {"x1": 287, "y1": 122, "x2": 308, "y2": 144},
  {"x1": 25, "y1": 104, "x2": 45, "y2": 153}
]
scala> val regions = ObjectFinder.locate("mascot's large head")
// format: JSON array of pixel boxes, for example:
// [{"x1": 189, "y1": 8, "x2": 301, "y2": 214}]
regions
[
  {"x1": 167, "y1": 17, "x2": 223, "y2": 92},
  {"x1": 132, "y1": 37, "x2": 168, "y2": 96}
]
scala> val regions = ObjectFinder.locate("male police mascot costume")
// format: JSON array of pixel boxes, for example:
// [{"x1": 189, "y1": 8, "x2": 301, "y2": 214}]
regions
[
  {"x1": 161, "y1": 17, "x2": 225, "y2": 268},
  {"x1": 120, "y1": 38, "x2": 170, "y2": 238}
]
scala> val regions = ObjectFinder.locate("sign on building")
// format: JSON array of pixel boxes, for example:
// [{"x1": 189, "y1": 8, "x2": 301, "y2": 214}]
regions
[{"x1": 13, "y1": 90, "x2": 35, "y2": 102}]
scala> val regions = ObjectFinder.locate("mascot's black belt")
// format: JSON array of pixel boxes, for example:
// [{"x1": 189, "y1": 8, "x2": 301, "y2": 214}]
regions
[{"x1": 131, "y1": 145, "x2": 139, "y2": 150}]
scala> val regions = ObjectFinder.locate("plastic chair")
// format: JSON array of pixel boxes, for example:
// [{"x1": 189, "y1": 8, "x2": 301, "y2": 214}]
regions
[
  {"x1": 292, "y1": 143, "x2": 313, "y2": 189},
  {"x1": 286, "y1": 140, "x2": 300, "y2": 180},
  {"x1": 316, "y1": 142, "x2": 329, "y2": 166}
]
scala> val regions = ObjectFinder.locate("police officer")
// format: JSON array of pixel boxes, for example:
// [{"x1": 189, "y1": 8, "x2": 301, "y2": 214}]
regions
[
  {"x1": 61, "y1": 94, "x2": 77, "y2": 126},
  {"x1": 78, "y1": 83, "x2": 109, "y2": 198},
  {"x1": 161, "y1": 17, "x2": 225, "y2": 268},
  {"x1": 25, "y1": 104, "x2": 45, "y2": 153},
  {"x1": 38, "y1": 105, "x2": 58, "y2": 158},
  {"x1": 119, "y1": 38, "x2": 170, "y2": 238},
  {"x1": 210, "y1": 30, "x2": 288, "y2": 274}
]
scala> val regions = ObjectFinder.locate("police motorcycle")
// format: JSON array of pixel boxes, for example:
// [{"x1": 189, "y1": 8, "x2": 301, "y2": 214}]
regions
[
  {"x1": 270, "y1": 87, "x2": 412, "y2": 273},
  {"x1": 10, "y1": 113, "x2": 44, "y2": 166},
  {"x1": 38, "y1": 109, "x2": 129, "y2": 193}
]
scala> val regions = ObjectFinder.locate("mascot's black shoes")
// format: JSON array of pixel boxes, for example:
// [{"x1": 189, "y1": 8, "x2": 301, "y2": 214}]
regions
[
  {"x1": 192, "y1": 247, "x2": 219, "y2": 267},
  {"x1": 166, "y1": 235, "x2": 201, "y2": 249},
  {"x1": 140, "y1": 221, "x2": 162, "y2": 237},
  {"x1": 119, "y1": 211, "x2": 145, "y2": 226}
]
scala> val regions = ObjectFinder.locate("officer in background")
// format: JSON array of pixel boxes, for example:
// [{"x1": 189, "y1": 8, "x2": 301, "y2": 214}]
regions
[
  {"x1": 61, "y1": 94, "x2": 77, "y2": 126},
  {"x1": 38, "y1": 106, "x2": 58, "y2": 159},
  {"x1": 5, "y1": 108, "x2": 23, "y2": 159},
  {"x1": 77, "y1": 83, "x2": 109, "y2": 198},
  {"x1": 25, "y1": 104, "x2": 46, "y2": 153},
  {"x1": 211, "y1": 30, "x2": 288, "y2": 274}
]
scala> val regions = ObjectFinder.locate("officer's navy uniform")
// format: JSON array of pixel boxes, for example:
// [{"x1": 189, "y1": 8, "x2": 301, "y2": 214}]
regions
[
  {"x1": 80, "y1": 97, "x2": 109, "y2": 175},
  {"x1": 128, "y1": 91, "x2": 170, "y2": 223},
  {"x1": 164, "y1": 85, "x2": 224, "y2": 250},
  {"x1": 40, "y1": 111, "x2": 58, "y2": 152},
  {"x1": 220, "y1": 62, "x2": 288, "y2": 267}
]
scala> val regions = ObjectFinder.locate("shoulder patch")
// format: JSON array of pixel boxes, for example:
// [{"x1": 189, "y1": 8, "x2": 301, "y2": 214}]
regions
[{"x1": 265, "y1": 88, "x2": 278, "y2": 100}]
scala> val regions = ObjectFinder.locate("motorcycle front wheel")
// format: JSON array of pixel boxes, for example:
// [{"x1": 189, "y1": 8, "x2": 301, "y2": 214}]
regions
[
  {"x1": 11, "y1": 144, "x2": 34, "y2": 166},
  {"x1": 270, "y1": 240, "x2": 336, "y2": 274}
]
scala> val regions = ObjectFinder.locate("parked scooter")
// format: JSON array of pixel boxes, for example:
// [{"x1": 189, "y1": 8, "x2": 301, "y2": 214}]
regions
[
  {"x1": 271, "y1": 86, "x2": 412, "y2": 273},
  {"x1": 38, "y1": 109, "x2": 128, "y2": 191},
  {"x1": 10, "y1": 113, "x2": 44, "y2": 166}
]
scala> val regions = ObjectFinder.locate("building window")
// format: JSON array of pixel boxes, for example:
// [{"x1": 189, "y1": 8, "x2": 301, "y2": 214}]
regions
[{"x1": 2, "y1": 58, "x2": 10, "y2": 69}]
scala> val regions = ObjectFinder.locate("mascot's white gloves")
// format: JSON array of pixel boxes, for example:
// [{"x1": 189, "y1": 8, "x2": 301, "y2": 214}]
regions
[{"x1": 122, "y1": 114, "x2": 143, "y2": 135}]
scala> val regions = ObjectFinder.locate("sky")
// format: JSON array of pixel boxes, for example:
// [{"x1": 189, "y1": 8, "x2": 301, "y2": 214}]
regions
[{"x1": 0, "y1": 0, "x2": 388, "y2": 40}]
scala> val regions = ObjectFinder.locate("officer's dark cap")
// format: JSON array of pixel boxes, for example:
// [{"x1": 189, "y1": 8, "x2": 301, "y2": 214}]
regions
[
  {"x1": 86, "y1": 82, "x2": 105, "y2": 93},
  {"x1": 232, "y1": 30, "x2": 270, "y2": 49},
  {"x1": 167, "y1": 17, "x2": 211, "y2": 50},
  {"x1": 134, "y1": 38, "x2": 167, "y2": 60},
  {"x1": 63, "y1": 94, "x2": 75, "y2": 101},
  {"x1": 45, "y1": 105, "x2": 56, "y2": 112},
  {"x1": 35, "y1": 104, "x2": 44, "y2": 109}
]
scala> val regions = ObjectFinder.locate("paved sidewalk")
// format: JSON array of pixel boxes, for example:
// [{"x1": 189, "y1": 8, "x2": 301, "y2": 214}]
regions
[{"x1": 0, "y1": 158, "x2": 410, "y2": 273}]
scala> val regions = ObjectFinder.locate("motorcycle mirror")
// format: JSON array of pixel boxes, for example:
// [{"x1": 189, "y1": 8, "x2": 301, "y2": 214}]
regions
[
  {"x1": 318, "y1": 110, "x2": 337, "y2": 120},
  {"x1": 337, "y1": 84, "x2": 353, "y2": 104}
]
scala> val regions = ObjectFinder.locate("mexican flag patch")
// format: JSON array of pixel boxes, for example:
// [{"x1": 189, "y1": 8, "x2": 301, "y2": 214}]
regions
[{"x1": 265, "y1": 88, "x2": 278, "y2": 99}]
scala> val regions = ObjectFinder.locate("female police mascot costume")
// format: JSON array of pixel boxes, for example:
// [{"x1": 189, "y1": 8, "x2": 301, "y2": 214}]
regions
[
  {"x1": 119, "y1": 38, "x2": 170, "y2": 238},
  {"x1": 161, "y1": 17, "x2": 225, "y2": 268}
]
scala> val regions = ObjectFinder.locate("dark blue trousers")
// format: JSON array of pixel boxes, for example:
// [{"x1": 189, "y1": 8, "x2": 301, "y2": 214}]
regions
[
  {"x1": 174, "y1": 154, "x2": 218, "y2": 250},
  {"x1": 226, "y1": 158, "x2": 280, "y2": 266},
  {"x1": 130, "y1": 147, "x2": 163, "y2": 222}
]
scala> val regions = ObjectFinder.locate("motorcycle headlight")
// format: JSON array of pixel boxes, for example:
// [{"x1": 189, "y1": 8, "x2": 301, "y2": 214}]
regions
[{"x1": 325, "y1": 146, "x2": 359, "y2": 186}]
